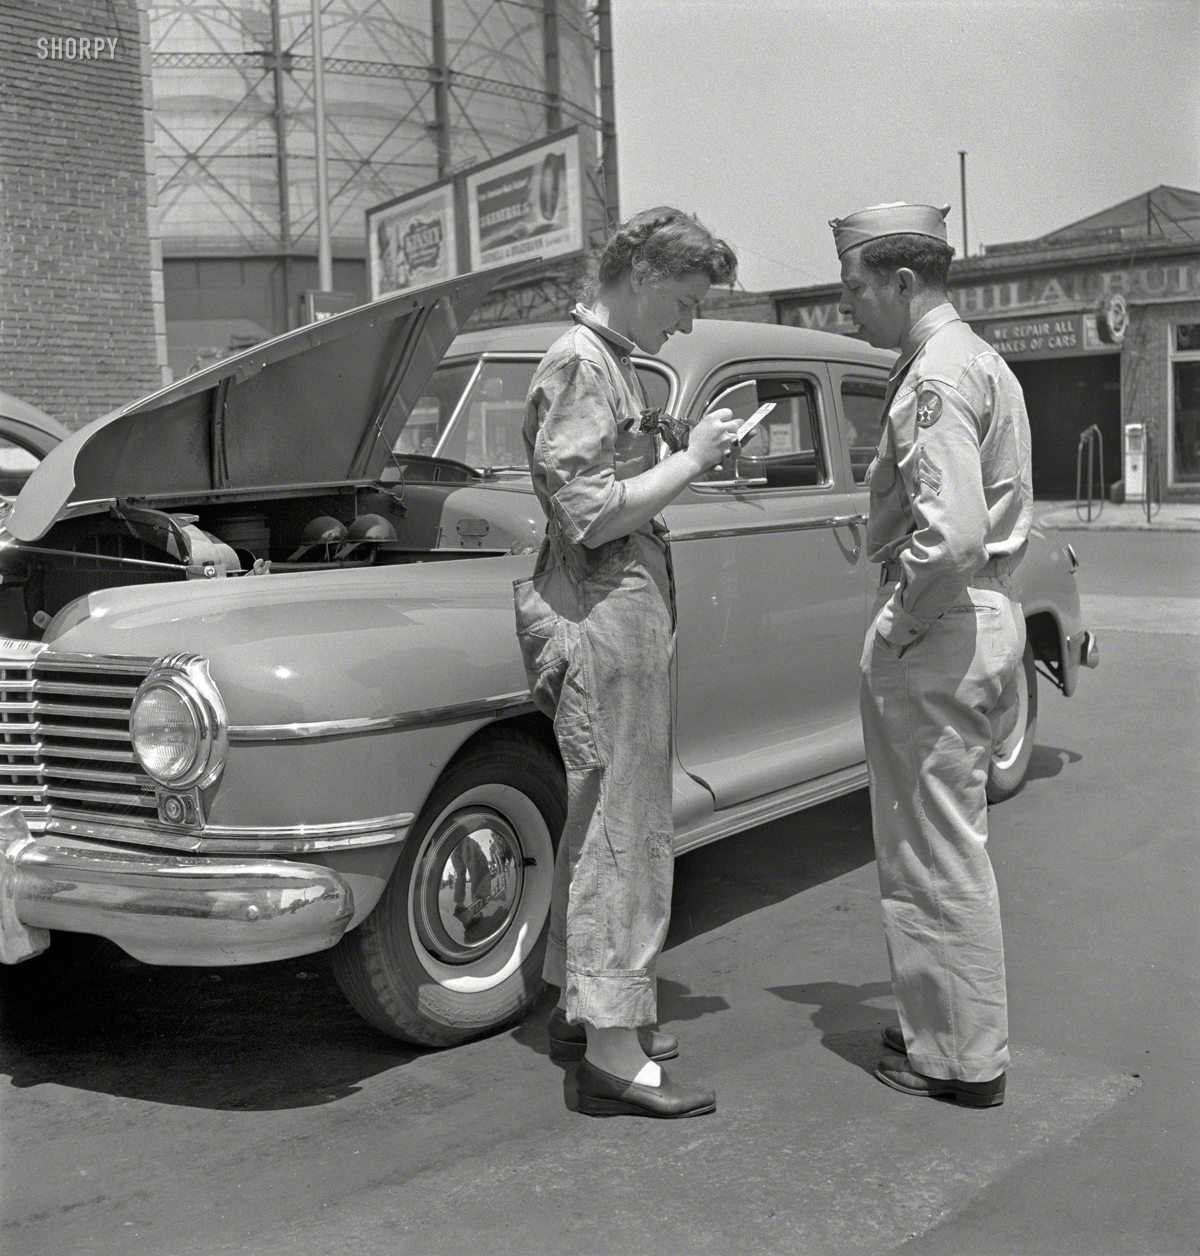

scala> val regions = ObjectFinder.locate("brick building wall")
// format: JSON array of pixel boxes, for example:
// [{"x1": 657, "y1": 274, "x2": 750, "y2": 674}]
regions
[
  {"x1": 1123, "y1": 299, "x2": 1200, "y2": 500},
  {"x1": 0, "y1": 0, "x2": 167, "y2": 430}
]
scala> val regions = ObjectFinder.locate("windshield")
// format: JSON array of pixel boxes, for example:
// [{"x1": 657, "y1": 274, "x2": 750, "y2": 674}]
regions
[
  {"x1": 393, "y1": 360, "x2": 478, "y2": 458},
  {"x1": 437, "y1": 359, "x2": 536, "y2": 470},
  {"x1": 425, "y1": 356, "x2": 673, "y2": 473}
]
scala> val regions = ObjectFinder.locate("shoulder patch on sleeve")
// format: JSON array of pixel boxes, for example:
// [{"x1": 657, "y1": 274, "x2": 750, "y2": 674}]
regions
[{"x1": 915, "y1": 388, "x2": 943, "y2": 428}]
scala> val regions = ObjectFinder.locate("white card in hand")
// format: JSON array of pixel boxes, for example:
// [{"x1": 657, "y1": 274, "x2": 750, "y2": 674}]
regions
[{"x1": 736, "y1": 402, "x2": 776, "y2": 443}]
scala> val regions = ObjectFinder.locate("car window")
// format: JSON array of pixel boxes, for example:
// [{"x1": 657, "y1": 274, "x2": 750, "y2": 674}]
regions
[
  {"x1": 638, "y1": 366, "x2": 670, "y2": 413},
  {"x1": 0, "y1": 436, "x2": 42, "y2": 497},
  {"x1": 840, "y1": 375, "x2": 889, "y2": 484},
  {"x1": 394, "y1": 360, "x2": 478, "y2": 457},
  {"x1": 436, "y1": 359, "x2": 535, "y2": 469},
  {"x1": 697, "y1": 376, "x2": 828, "y2": 489},
  {"x1": 429, "y1": 358, "x2": 673, "y2": 473}
]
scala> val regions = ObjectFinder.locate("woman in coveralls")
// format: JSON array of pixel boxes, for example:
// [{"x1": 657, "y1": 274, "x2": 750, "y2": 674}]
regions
[{"x1": 514, "y1": 208, "x2": 740, "y2": 1118}]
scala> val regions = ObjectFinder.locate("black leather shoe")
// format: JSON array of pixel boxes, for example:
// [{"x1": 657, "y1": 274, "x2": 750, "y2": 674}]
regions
[
  {"x1": 547, "y1": 1007, "x2": 679, "y2": 1063},
  {"x1": 881, "y1": 1025, "x2": 905, "y2": 1054},
  {"x1": 575, "y1": 1058, "x2": 716, "y2": 1118},
  {"x1": 875, "y1": 1056, "x2": 1006, "y2": 1107}
]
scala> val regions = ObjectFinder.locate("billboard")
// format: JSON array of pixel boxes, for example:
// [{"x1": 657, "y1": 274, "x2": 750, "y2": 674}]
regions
[
  {"x1": 367, "y1": 181, "x2": 459, "y2": 299},
  {"x1": 465, "y1": 130, "x2": 583, "y2": 269}
]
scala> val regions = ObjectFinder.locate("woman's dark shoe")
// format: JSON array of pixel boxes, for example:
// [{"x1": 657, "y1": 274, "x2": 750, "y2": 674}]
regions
[
  {"x1": 881, "y1": 1025, "x2": 905, "y2": 1054},
  {"x1": 875, "y1": 1056, "x2": 1006, "y2": 1107},
  {"x1": 547, "y1": 1007, "x2": 679, "y2": 1063},
  {"x1": 575, "y1": 1058, "x2": 716, "y2": 1118}
]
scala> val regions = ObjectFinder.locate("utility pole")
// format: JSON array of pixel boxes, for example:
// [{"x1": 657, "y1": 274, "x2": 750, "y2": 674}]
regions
[
  {"x1": 958, "y1": 149, "x2": 969, "y2": 259},
  {"x1": 269, "y1": 0, "x2": 293, "y2": 326},
  {"x1": 311, "y1": 0, "x2": 332, "y2": 292},
  {"x1": 543, "y1": 0, "x2": 562, "y2": 133},
  {"x1": 595, "y1": 0, "x2": 619, "y2": 230},
  {"x1": 431, "y1": 0, "x2": 451, "y2": 177}
]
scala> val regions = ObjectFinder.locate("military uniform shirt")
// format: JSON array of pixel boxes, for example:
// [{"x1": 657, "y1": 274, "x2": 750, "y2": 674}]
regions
[
  {"x1": 867, "y1": 303, "x2": 1033, "y2": 647},
  {"x1": 524, "y1": 305, "x2": 661, "y2": 549}
]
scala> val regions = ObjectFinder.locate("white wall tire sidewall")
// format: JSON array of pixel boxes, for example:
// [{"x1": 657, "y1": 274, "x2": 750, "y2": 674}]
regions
[
  {"x1": 987, "y1": 639, "x2": 1038, "y2": 802},
  {"x1": 406, "y1": 782, "x2": 554, "y2": 994}
]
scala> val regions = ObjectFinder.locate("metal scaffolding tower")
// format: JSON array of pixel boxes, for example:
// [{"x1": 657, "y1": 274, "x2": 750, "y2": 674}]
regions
[{"x1": 149, "y1": 0, "x2": 615, "y2": 288}]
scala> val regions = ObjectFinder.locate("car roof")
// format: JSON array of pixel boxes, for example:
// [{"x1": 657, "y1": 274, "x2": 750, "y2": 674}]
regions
[
  {"x1": 447, "y1": 317, "x2": 897, "y2": 374},
  {"x1": 0, "y1": 390, "x2": 71, "y2": 451}
]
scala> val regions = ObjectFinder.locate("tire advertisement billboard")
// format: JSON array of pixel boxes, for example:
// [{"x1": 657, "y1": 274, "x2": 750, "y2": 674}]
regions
[{"x1": 465, "y1": 131, "x2": 583, "y2": 269}]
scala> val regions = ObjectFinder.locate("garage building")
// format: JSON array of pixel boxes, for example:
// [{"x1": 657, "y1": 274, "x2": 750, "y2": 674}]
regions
[{"x1": 771, "y1": 187, "x2": 1200, "y2": 503}]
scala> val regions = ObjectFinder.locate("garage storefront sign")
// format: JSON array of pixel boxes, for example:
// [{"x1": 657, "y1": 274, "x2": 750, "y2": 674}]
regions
[{"x1": 979, "y1": 313, "x2": 1117, "y2": 360}]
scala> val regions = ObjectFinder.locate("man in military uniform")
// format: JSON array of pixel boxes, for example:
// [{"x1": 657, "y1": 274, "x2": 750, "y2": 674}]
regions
[{"x1": 830, "y1": 202, "x2": 1033, "y2": 1107}]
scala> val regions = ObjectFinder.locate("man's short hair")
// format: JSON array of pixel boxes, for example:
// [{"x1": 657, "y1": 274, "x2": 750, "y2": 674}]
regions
[{"x1": 859, "y1": 234, "x2": 954, "y2": 288}]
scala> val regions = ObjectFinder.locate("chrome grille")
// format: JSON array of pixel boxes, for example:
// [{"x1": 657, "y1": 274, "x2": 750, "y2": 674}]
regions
[
  {"x1": 34, "y1": 657, "x2": 155, "y2": 822},
  {"x1": 0, "y1": 644, "x2": 157, "y2": 828},
  {"x1": 0, "y1": 647, "x2": 48, "y2": 829}
]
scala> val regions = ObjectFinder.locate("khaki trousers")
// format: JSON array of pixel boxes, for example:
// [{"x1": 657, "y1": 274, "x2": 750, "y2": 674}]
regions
[{"x1": 860, "y1": 579, "x2": 1024, "y2": 1082}]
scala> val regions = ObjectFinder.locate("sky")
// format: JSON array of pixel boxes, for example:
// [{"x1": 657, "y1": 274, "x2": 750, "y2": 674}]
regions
[{"x1": 608, "y1": 0, "x2": 1200, "y2": 292}]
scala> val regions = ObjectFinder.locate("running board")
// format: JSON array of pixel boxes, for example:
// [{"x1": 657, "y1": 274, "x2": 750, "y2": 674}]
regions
[{"x1": 674, "y1": 762, "x2": 869, "y2": 856}]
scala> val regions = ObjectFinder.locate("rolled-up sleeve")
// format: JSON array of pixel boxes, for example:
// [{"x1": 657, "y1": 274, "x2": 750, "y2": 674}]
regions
[{"x1": 531, "y1": 358, "x2": 626, "y2": 546}]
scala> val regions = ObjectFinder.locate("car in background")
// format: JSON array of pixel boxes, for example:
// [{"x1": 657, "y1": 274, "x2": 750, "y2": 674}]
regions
[
  {"x1": 0, "y1": 390, "x2": 69, "y2": 498},
  {"x1": 0, "y1": 269, "x2": 1098, "y2": 1044}
]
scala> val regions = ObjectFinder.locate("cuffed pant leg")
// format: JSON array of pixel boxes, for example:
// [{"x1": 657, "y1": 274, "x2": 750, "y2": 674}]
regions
[{"x1": 562, "y1": 546, "x2": 675, "y2": 1029}]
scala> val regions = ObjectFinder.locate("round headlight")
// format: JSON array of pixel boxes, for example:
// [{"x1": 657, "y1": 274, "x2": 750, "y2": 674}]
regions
[{"x1": 131, "y1": 682, "x2": 202, "y2": 784}]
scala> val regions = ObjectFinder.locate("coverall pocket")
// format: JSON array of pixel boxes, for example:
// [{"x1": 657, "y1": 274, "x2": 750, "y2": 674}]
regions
[{"x1": 513, "y1": 579, "x2": 568, "y2": 718}]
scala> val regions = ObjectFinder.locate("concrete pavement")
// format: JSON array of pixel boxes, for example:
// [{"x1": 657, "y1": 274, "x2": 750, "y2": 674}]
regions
[
  {"x1": 1035, "y1": 500, "x2": 1200, "y2": 531},
  {"x1": 2, "y1": 530, "x2": 1197, "y2": 1256}
]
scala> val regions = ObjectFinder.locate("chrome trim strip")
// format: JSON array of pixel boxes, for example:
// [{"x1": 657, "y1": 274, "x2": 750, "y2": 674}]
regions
[
  {"x1": 38, "y1": 679, "x2": 140, "y2": 698},
  {"x1": 674, "y1": 762, "x2": 869, "y2": 857},
  {"x1": 47, "y1": 810, "x2": 414, "y2": 854},
  {"x1": 34, "y1": 653, "x2": 157, "y2": 675},
  {"x1": 229, "y1": 690, "x2": 536, "y2": 742},
  {"x1": 671, "y1": 513, "x2": 868, "y2": 543}
]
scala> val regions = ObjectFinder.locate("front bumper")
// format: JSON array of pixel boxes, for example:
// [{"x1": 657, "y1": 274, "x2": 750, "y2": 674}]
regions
[
  {"x1": 1058, "y1": 626, "x2": 1100, "y2": 697},
  {"x1": 0, "y1": 808, "x2": 354, "y2": 966}
]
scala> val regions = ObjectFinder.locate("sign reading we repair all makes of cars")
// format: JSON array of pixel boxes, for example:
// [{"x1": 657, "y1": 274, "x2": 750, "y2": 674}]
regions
[{"x1": 980, "y1": 314, "x2": 1097, "y2": 359}]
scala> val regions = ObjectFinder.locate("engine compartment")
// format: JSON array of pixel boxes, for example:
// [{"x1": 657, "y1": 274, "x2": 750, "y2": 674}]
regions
[{"x1": 0, "y1": 457, "x2": 525, "y2": 640}]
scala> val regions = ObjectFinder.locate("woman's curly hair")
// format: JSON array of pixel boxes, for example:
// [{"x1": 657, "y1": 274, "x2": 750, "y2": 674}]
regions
[{"x1": 584, "y1": 206, "x2": 737, "y2": 297}]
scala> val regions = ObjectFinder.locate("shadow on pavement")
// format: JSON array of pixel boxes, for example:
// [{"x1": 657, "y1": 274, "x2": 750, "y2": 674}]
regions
[
  {"x1": 0, "y1": 790, "x2": 877, "y2": 1111},
  {"x1": 0, "y1": 933, "x2": 415, "y2": 1111},
  {"x1": 664, "y1": 787, "x2": 876, "y2": 948},
  {"x1": 1024, "y1": 743, "x2": 1082, "y2": 784},
  {"x1": 766, "y1": 978, "x2": 896, "y2": 1077}
]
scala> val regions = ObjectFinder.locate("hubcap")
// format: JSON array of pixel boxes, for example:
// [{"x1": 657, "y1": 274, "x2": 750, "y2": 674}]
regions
[{"x1": 413, "y1": 807, "x2": 524, "y2": 965}]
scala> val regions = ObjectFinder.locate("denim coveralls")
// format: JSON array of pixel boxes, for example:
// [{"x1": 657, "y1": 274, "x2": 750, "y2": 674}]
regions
[
  {"x1": 513, "y1": 307, "x2": 675, "y2": 1030},
  {"x1": 861, "y1": 303, "x2": 1033, "y2": 1083}
]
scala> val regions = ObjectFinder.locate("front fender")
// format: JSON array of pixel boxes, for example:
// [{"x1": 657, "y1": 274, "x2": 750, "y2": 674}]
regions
[
  {"x1": 1011, "y1": 527, "x2": 1089, "y2": 696},
  {"x1": 46, "y1": 554, "x2": 538, "y2": 831}
]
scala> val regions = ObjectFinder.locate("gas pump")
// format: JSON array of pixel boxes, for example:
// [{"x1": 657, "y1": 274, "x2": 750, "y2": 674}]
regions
[{"x1": 1123, "y1": 422, "x2": 1145, "y2": 502}]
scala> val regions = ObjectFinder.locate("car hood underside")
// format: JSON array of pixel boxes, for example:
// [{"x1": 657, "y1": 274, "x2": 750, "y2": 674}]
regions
[{"x1": 7, "y1": 263, "x2": 525, "y2": 543}]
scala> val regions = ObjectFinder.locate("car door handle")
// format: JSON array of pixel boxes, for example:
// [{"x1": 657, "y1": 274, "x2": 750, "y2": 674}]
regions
[{"x1": 823, "y1": 513, "x2": 868, "y2": 529}]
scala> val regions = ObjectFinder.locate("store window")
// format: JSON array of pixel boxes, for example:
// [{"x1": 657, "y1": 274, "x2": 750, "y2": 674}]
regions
[{"x1": 1171, "y1": 324, "x2": 1200, "y2": 484}]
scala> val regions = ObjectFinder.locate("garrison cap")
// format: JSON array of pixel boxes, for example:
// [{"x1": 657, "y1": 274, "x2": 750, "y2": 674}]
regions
[{"x1": 829, "y1": 202, "x2": 952, "y2": 257}]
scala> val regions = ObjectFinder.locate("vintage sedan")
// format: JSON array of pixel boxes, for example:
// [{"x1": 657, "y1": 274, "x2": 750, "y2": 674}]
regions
[{"x1": 0, "y1": 269, "x2": 1098, "y2": 1042}]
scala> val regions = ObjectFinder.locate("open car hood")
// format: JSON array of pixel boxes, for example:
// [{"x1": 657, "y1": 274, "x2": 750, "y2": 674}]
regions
[{"x1": 7, "y1": 264, "x2": 523, "y2": 543}]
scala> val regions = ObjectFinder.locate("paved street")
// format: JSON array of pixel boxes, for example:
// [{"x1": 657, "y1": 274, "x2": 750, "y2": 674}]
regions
[{"x1": 2, "y1": 529, "x2": 1197, "y2": 1256}]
